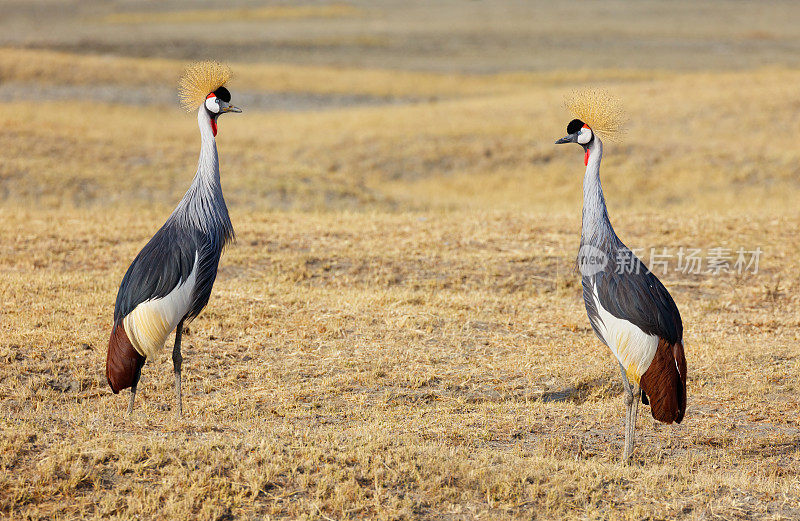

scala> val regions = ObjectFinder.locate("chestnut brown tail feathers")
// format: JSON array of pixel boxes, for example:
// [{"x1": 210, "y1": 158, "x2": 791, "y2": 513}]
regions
[
  {"x1": 640, "y1": 338, "x2": 687, "y2": 424},
  {"x1": 106, "y1": 323, "x2": 144, "y2": 393}
]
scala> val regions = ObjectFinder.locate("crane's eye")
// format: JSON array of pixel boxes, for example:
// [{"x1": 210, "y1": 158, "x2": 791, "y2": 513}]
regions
[{"x1": 205, "y1": 96, "x2": 220, "y2": 114}]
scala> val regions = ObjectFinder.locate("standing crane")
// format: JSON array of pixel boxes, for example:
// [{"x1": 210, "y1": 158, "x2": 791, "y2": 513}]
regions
[
  {"x1": 554, "y1": 89, "x2": 686, "y2": 461},
  {"x1": 106, "y1": 61, "x2": 241, "y2": 417}
]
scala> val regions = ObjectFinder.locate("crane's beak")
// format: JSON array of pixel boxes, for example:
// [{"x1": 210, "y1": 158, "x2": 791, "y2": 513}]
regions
[
  {"x1": 555, "y1": 133, "x2": 578, "y2": 145},
  {"x1": 221, "y1": 105, "x2": 242, "y2": 114}
]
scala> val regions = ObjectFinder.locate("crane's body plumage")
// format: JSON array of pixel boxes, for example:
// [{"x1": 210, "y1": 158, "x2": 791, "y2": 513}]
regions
[
  {"x1": 107, "y1": 96, "x2": 237, "y2": 416},
  {"x1": 579, "y1": 135, "x2": 686, "y2": 424},
  {"x1": 113, "y1": 108, "x2": 233, "y2": 344},
  {"x1": 558, "y1": 115, "x2": 687, "y2": 459}
]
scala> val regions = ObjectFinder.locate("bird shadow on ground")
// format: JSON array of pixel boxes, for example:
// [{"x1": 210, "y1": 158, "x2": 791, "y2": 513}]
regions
[
  {"x1": 538, "y1": 375, "x2": 619, "y2": 405},
  {"x1": 740, "y1": 435, "x2": 800, "y2": 458}
]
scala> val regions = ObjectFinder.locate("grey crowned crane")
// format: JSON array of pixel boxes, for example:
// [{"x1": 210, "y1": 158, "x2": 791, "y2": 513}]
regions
[
  {"x1": 555, "y1": 90, "x2": 686, "y2": 461},
  {"x1": 106, "y1": 62, "x2": 241, "y2": 417}
]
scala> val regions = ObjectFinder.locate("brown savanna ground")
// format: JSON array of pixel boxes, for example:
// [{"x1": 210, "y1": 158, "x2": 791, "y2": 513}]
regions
[{"x1": 1, "y1": 2, "x2": 800, "y2": 519}]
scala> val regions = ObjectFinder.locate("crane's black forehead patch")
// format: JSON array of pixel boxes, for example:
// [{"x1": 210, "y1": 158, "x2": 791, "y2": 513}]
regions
[
  {"x1": 567, "y1": 119, "x2": 586, "y2": 134},
  {"x1": 213, "y1": 87, "x2": 231, "y2": 102}
]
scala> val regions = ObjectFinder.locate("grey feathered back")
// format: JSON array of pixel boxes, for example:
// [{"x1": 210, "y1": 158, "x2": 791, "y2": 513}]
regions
[
  {"x1": 579, "y1": 136, "x2": 682, "y2": 345},
  {"x1": 114, "y1": 107, "x2": 234, "y2": 325}
]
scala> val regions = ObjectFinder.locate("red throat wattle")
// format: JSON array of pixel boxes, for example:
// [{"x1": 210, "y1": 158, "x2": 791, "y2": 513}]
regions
[{"x1": 582, "y1": 123, "x2": 591, "y2": 166}]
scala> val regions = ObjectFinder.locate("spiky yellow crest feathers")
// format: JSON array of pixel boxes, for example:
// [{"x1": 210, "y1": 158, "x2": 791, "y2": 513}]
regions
[
  {"x1": 564, "y1": 88, "x2": 627, "y2": 141},
  {"x1": 178, "y1": 61, "x2": 233, "y2": 111}
]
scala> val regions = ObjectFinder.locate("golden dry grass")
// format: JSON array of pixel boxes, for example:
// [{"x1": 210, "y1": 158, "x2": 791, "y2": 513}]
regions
[
  {"x1": 2, "y1": 38, "x2": 800, "y2": 520},
  {"x1": 0, "y1": 47, "x2": 660, "y2": 99},
  {"x1": 100, "y1": 5, "x2": 361, "y2": 25}
]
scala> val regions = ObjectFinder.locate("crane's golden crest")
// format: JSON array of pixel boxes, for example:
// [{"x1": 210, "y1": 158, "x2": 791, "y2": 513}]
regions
[
  {"x1": 565, "y1": 88, "x2": 627, "y2": 141},
  {"x1": 178, "y1": 61, "x2": 233, "y2": 111}
]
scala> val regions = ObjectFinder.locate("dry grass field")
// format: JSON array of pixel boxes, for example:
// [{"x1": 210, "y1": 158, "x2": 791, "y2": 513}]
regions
[{"x1": 2, "y1": 1, "x2": 800, "y2": 519}]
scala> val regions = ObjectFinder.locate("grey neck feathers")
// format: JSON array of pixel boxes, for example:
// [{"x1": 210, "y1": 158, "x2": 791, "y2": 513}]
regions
[
  {"x1": 581, "y1": 137, "x2": 616, "y2": 248},
  {"x1": 169, "y1": 108, "x2": 234, "y2": 245}
]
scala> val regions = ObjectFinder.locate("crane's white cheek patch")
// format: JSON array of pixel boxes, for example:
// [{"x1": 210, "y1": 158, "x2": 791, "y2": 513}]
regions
[
  {"x1": 591, "y1": 285, "x2": 658, "y2": 384},
  {"x1": 205, "y1": 97, "x2": 220, "y2": 114},
  {"x1": 577, "y1": 128, "x2": 592, "y2": 145},
  {"x1": 124, "y1": 252, "x2": 198, "y2": 358}
]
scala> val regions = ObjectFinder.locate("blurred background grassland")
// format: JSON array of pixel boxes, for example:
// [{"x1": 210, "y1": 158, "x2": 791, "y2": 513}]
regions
[{"x1": 1, "y1": 1, "x2": 800, "y2": 520}]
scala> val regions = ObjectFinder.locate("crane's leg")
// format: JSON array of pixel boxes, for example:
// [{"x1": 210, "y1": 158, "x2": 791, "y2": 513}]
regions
[
  {"x1": 127, "y1": 358, "x2": 145, "y2": 415},
  {"x1": 618, "y1": 363, "x2": 641, "y2": 462},
  {"x1": 172, "y1": 320, "x2": 185, "y2": 419},
  {"x1": 627, "y1": 383, "x2": 640, "y2": 461},
  {"x1": 128, "y1": 387, "x2": 137, "y2": 415}
]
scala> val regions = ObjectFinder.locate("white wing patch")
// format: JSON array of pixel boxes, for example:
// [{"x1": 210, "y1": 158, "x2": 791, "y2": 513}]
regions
[
  {"x1": 123, "y1": 252, "x2": 198, "y2": 358},
  {"x1": 590, "y1": 284, "x2": 658, "y2": 384}
]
